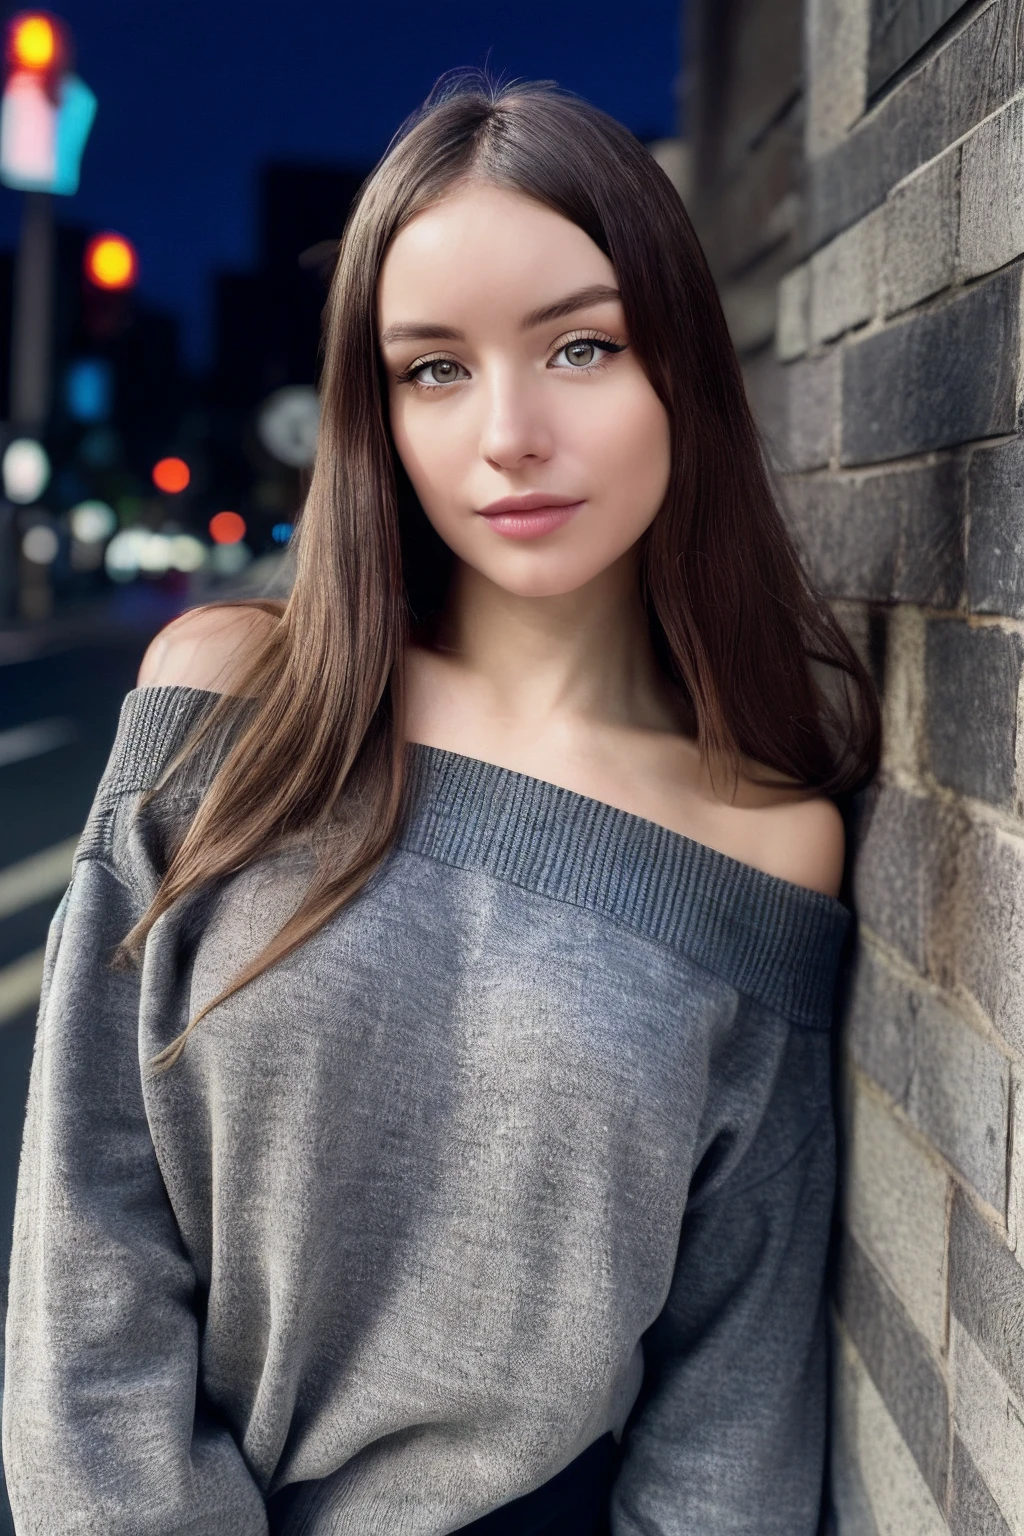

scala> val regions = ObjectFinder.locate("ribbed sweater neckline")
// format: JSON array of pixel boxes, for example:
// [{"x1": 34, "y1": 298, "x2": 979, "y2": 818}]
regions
[
  {"x1": 113, "y1": 685, "x2": 852, "y2": 1031},
  {"x1": 402, "y1": 741, "x2": 850, "y2": 1031}
]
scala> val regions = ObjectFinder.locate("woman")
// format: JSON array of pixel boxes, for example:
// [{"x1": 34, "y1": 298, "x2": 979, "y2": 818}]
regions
[{"x1": 3, "y1": 74, "x2": 880, "y2": 1534}]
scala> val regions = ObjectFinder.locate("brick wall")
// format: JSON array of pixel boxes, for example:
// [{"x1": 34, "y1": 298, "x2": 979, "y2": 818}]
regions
[{"x1": 683, "y1": 1, "x2": 1024, "y2": 1530}]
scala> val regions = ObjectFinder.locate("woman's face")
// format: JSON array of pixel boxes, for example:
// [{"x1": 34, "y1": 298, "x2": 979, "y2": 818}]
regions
[{"x1": 377, "y1": 181, "x2": 672, "y2": 599}]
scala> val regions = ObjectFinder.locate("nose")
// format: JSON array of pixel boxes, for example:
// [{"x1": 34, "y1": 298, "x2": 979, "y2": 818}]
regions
[{"x1": 477, "y1": 364, "x2": 554, "y2": 470}]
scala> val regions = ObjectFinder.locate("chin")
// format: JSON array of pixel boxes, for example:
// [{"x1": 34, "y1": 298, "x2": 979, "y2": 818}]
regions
[{"x1": 482, "y1": 558, "x2": 615, "y2": 600}]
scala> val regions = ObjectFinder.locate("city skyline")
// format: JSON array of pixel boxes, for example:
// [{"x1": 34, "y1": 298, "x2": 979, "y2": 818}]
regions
[{"x1": 0, "y1": 0, "x2": 684, "y2": 368}]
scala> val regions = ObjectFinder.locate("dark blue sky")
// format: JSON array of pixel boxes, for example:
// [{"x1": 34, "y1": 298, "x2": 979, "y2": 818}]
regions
[{"x1": 0, "y1": 1, "x2": 683, "y2": 368}]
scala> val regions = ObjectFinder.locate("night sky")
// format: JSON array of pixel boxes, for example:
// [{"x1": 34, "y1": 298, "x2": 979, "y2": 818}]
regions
[{"x1": 0, "y1": 1, "x2": 684, "y2": 368}]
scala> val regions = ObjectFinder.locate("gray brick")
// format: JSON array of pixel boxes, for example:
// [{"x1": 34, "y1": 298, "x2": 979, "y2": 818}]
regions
[
  {"x1": 787, "y1": 348, "x2": 839, "y2": 471},
  {"x1": 741, "y1": 347, "x2": 789, "y2": 468},
  {"x1": 809, "y1": 207, "x2": 883, "y2": 344},
  {"x1": 843, "y1": 938, "x2": 915, "y2": 1102},
  {"x1": 843, "y1": 943, "x2": 1009, "y2": 1210},
  {"x1": 710, "y1": 110, "x2": 803, "y2": 278},
  {"x1": 952, "y1": 820, "x2": 1024, "y2": 1058},
  {"x1": 910, "y1": 990, "x2": 1010, "y2": 1213},
  {"x1": 840, "y1": 267, "x2": 1021, "y2": 466},
  {"x1": 948, "y1": 1434, "x2": 1012, "y2": 1536},
  {"x1": 967, "y1": 436, "x2": 1024, "y2": 620},
  {"x1": 776, "y1": 263, "x2": 810, "y2": 361},
  {"x1": 803, "y1": 1, "x2": 1021, "y2": 254},
  {"x1": 712, "y1": 0, "x2": 802, "y2": 184},
  {"x1": 852, "y1": 782, "x2": 961, "y2": 976},
  {"x1": 836, "y1": 1232, "x2": 950, "y2": 1508},
  {"x1": 805, "y1": 0, "x2": 870, "y2": 161},
  {"x1": 783, "y1": 475, "x2": 894, "y2": 599},
  {"x1": 882, "y1": 151, "x2": 957, "y2": 318},
  {"x1": 959, "y1": 94, "x2": 1024, "y2": 282},
  {"x1": 924, "y1": 621, "x2": 1024, "y2": 809},
  {"x1": 952, "y1": 1321, "x2": 1024, "y2": 1534},
  {"x1": 782, "y1": 457, "x2": 963, "y2": 605},
  {"x1": 829, "y1": 1324, "x2": 883, "y2": 1536},
  {"x1": 898, "y1": 456, "x2": 966, "y2": 604},
  {"x1": 867, "y1": 0, "x2": 968, "y2": 98},
  {"x1": 949, "y1": 1185, "x2": 1024, "y2": 1401}
]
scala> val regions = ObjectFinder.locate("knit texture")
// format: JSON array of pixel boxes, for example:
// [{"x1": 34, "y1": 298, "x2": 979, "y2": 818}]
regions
[{"x1": 3, "y1": 683, "x2": 852, "y2": 1535}]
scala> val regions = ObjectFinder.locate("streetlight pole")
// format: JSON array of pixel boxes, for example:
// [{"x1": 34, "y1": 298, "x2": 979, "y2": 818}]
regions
[{"x1": 10, "y1": 187, "x2": 53, "y2": 431}]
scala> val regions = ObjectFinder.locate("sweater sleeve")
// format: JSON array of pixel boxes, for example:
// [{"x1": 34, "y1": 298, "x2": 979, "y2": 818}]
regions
[
  {"x1": 1, "y1": 719, "x2": 268, "y2": 1533},
  {"x1": 609, "y1": 1016, "x2": 835, "y2": 1536}
]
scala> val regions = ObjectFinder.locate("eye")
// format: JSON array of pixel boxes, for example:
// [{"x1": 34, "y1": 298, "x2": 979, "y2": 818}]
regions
[
  {"x1": 398, "y1": 356, "x2": 468, "y2": 388},
  {"x1": 549, "y1": 333, "x2": 627, "y2": 371}
]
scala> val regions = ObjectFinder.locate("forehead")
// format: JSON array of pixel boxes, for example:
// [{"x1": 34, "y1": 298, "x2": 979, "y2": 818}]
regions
[{"x1": 376, "y1": 182, "x2": 616, "y2": 327}]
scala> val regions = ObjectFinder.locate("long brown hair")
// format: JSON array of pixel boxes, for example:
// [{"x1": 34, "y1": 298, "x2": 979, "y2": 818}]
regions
[{"x1": 115, "y1": 72, "x2": 881, "y2": 1071}]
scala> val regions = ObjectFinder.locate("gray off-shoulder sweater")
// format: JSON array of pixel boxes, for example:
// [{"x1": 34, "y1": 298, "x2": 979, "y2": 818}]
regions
[{"x1": 3, "y1": 684, "x2": 852, "y2": 1536}]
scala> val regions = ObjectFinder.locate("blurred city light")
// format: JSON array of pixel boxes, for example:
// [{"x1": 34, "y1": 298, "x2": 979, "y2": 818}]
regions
[
  {"x1": 8, "y1": 14, "x2": 63, "y2": 72},
  {"x1": 68, "y1": 498, "x2": 116, "y2": 542},
  {"x1": 3, "y1": 436, "x2": 50, "y2": 501},
  {"x1": 271, "y1": 521, "x2": 293, "y2": 543},
  {"x1": 104, "y1": 526, "x2": 149, "y2": 581},
  {"x1": 152, "y1": 455, "x2": 190, "y2": 493},
  {"x1": 257, "y1": 385, "x2": 319, "y2": 467},
  {"x1": 137, "y1": 532, "x2": 172, "y2": 573},
  {"x1": 21, "y1": 521, "x2": 58, "y2": 564},
  {"x1": 168, "y1": 533, "x2": 207, "y2": 572},
  {"x1": 104, "y1": 524, "x2": 209, "y2": 582},
  {"x1": 64, "y1": 357, "x2": 112, "y2": 421},
  {"x1": 84, "y1": 232, "x2": 138, "y2": 290},
  {"x1": 210, "y1": 541, "x2": 252, "y2": 576},
  {"x1": 79, "y1": 426, "x2": 119, "y2": 467},
  {"x1": 0, "y1": 12, "x2": 94, "y2": 196},
  {"x1": 209, "y1": 509, "x2": 245, "y2": 544}
]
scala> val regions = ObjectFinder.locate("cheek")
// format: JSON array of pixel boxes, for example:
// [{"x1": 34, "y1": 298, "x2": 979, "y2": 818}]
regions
[
  {"x1": 389, "y1": 398, "x2": 460, "y2": 511},
  {"x1": 571, "y1": 381, "x2": 671, "y2": 512}
]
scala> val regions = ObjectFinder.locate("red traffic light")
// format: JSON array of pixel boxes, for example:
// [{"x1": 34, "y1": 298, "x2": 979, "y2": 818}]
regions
[
  {"x1": 152, "y1": 457, "x2": 190, "y2": 494},
  {"x1": 209, "y1": 511, "x2": 245, "y2": 545},
  {"x1": 6, "y1": 12, "x2": 68, "y2": 76},
  {"x1": 84, "y1": 233, "x2": 138, "y2": 291}
]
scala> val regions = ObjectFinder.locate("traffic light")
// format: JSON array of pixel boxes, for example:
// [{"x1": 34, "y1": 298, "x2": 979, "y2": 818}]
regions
[
  {"x1": 152, "y1": 457, "x2": 190, "y2": 494},
  {"x1": 7, "y1": 13, "x2": 66, "y2": 75},
  {"x1": 0, "y1": 11, "x2": 95, "y2": 195},
  {"x1": 84, "y1": 233, "x2": 138, "y2": 290},
  {"x1": 82, "y1": 229, "x2": 139, "y2": 339}
]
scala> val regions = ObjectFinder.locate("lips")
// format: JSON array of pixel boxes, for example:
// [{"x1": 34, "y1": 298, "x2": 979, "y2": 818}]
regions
[
  {"x1": 475, "y1": 496, "x2": 584, "y2": 541},
  {"x1": 477, "y1": 492, "x2": 582, "y2": 516}
]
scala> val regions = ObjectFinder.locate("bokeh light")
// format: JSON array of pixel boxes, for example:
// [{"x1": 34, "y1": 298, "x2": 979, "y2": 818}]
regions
[
  {"x1": 84, "y1": 234, "x2": 139, "y2": 291},
  {"x1": 9, "y1": 14, "x2": 57, "y2": 71},
  {"x1": 209, "y1": 510, "x2": 245, "y2": 544},
  {"x1": 152, "y1": 456, "x2": 190, "y2": 493},
  {"x1": 69, "y1": 499, "x2": 117, "y2": 543},
  {"x1": 3, "y1": 437, "x2": 50, "y2": 502},
  {"x1": 168, "y1": 534, "x2": 207, "y2": 572},
  {"x1": 210, "y1": 541, "x2": 252, "y2": 576},
  {"x1": 271, "y1": 522, "x2": 293, "y2": 543},
  {"x1": 21, "y1": 523, "x2": 58, "y2": 564}
]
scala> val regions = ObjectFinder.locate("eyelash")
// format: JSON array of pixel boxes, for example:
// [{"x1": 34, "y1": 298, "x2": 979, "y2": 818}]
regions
[{"x1": 394, "y1": 330, "x2": 627, "y2": 390}]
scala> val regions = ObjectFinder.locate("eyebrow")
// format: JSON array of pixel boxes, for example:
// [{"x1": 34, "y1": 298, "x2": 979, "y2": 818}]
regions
[{"x1": 378, "y1": 284, "x2": 622, "y2": 348}]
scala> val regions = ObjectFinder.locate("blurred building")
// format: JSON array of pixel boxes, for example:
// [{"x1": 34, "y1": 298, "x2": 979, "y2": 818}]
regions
[
  {"x1": 203, "y1": 162, "x2": 365, "y2": 550},
  {"x1": 213, "y1": 162, "x2": 363, "y2": 412},
  {"x1": 0, "y1": 160, "x2": 366, "y2": 620}
]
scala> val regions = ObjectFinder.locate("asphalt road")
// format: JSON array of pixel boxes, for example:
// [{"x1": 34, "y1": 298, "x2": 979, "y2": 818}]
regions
[{"x1": 0, "y1": 584, "x2": 190, "y2": 1530}]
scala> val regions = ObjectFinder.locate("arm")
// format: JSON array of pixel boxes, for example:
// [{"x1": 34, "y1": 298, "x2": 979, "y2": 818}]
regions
[
  {"x1": 2, "y1": 783, "x2": 268, "y2": 1533},
  {"x1": 610, "y1": 1022, "x2": 835, "y2": 1536}
]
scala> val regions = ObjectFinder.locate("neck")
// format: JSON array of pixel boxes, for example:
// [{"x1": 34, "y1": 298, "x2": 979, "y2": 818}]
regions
[{"x1": 429, "y1": 549, "x2": 679, "y2": 734}]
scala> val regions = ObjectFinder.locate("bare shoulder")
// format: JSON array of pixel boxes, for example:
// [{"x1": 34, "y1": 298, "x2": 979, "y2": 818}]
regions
[
  {"x1": 753, "y1": 790, "x2": 846, "y2": 900},
  {"x1": 136, "y1": 603, "x2": 279, "y2": 694},
  {"x1": 712, "y1": 740, "x2": 845, "y2": 899}
]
